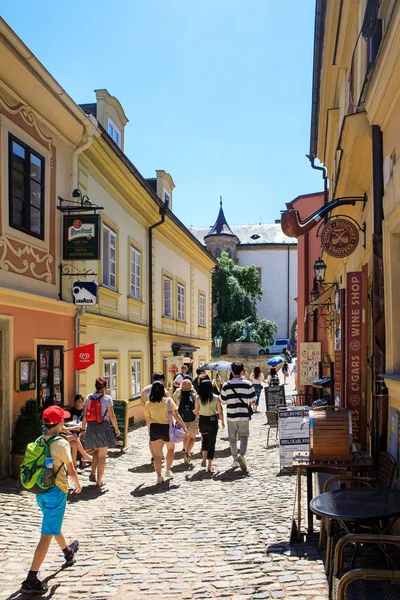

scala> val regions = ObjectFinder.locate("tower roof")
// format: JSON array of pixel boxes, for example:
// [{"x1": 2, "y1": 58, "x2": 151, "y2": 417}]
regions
[{"x1": 204, "y1": 197, "x2": 237, "y2": 239}]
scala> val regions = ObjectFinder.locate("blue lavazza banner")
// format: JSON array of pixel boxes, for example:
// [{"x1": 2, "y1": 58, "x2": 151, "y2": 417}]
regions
[{"x1": 279, "y1": 408, "x2": 310, "y2": 469}]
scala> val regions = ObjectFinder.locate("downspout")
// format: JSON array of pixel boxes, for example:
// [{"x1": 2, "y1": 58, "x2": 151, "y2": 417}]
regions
[
  {"x1": 148, "y1": 201, "x2": 169, "y2": 375},
  {"x1": 307, "y1": 156, "x2": 328, "y2": 205},
  {"x1": 287, "y1": 244, "x2": 290, "y2": 337},
  {"x1": 371, "y1": 124, "x2": 388, "y2": 461}
]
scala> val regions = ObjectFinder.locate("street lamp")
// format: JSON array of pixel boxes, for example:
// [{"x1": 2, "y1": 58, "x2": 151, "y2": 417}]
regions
[
  {"x1": 213, "y1": 331, "x2": 222, "y2": 357},
  {"x1": 310, "y1": 281, "x2": 320, "y2": 302},
  {"x1": 313, "y1": 257, "x2": 327, "y2": 284}
]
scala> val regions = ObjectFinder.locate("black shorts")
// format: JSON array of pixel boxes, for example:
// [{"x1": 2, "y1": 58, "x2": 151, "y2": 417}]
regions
[{"x1": 149, "y1": 423, "x2": 170, "y2": 442}]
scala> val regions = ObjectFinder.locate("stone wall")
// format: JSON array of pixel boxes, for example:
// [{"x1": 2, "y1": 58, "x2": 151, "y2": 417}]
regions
[{"x1": 219, "y1": 354, "x2": 280, "y2": 377}]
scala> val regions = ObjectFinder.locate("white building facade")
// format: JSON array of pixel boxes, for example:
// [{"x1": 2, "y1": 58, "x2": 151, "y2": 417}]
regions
[{"x1": 190, "y1": 202, "x2": 297, "y2": 339}]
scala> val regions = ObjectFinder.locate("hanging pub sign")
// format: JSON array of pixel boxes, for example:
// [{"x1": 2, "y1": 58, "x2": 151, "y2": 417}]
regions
[
  {"x1": 63, "y1": 214, "x2": 100, "y2": 260},
  {"x1": 321, "y1": 219, "x2": 359, "y2": 258}
]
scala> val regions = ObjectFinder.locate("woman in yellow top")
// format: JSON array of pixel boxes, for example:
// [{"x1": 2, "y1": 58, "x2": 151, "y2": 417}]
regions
[
  {"x1": 144, "y1": 381, "x2": 187, "y2": 484},
  {"x1": 194, "y1": 379, "x2": 224, "y2": 473}
]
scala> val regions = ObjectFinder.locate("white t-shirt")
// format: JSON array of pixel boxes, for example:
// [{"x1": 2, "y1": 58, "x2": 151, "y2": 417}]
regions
[{"x1": 250, "y1": 373, "x2": 264, "y2": 385}]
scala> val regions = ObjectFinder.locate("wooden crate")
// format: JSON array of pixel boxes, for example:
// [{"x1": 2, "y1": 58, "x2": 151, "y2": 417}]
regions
[{"x1": 309, "y1": 408, "x2": 352, "y2": 461}]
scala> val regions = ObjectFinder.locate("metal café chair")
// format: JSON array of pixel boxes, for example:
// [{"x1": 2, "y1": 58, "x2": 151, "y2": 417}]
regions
[
  {"x1": 265, "y1": 411, "x2": 278, "y2": 445},
  {"x1": 333, "y1": 533, "x2": 400, "y2": 599},
  {"x1": 319, "y1": 451, "x2": 397, "y2": 551}
]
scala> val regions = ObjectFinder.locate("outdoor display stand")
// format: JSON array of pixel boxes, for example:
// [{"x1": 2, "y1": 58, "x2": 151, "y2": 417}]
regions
[
  {"x1": 265, "y1": 384, "x2": 286, "y2": 411},
  {"x1": 112, "y1": 399, "x2": 129, "y2": 450},
  {"x1": 278, "y1": 407, "x2": 310, "y2": 470},
  {"x1": 309, "y1": 408, "x2": 352, "y2": 461}
]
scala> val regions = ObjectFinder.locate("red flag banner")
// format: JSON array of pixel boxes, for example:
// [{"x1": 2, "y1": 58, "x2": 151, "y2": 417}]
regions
[{"x1": 74, "y1": 343, "x2": 95, "y2": 371}]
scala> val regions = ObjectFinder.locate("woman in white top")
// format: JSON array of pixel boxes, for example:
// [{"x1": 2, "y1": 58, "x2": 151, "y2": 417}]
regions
[{"x1": 250, "y1": 367, "x2": 266, "y2": 412}]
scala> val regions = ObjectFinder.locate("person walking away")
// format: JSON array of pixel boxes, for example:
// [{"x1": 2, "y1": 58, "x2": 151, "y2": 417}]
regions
[
  {"x1": 173, "y1": 379, "x2": 198, "y2": 464},
  {"x1": 144, "y1": 381, "x2": 187, "y2": 483},
  {"x1": 141, "y1": 372, "x2": 167, "y2": 464},
  {"x1": 250, "y1": 367, "x2": 266, "y2": 412},
  {"x1": 20, "y1": 405, "x2": 82, "y2": 596},
  {"x1": 282, "y1": 360, "x2": 289, "y2": 385},
  {"x1": 192, "y1": 367, "x2": 207, "y2": 394},
  {"x1": 81, "y1": 377, "x2": 120, "y2": 488},
  {"x1": 221, "y1": 361, "x2": 255, "y2": 472},
  {"x1": 172, "y1": 364, "x2": 190, "y2": 390},
  {"x1": 266, "y1": 367, "x2": 280, "y2": 387},
  {"x1": 195, "y1": 380, "x2": 224, "y2": 472}
]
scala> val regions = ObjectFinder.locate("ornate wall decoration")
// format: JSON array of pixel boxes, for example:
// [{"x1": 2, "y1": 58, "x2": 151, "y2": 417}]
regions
[{"x1": 0, "y1": 236, "x2": 53, "y2": 283}]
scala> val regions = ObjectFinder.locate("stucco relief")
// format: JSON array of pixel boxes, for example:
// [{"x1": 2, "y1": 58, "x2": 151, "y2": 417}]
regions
[{"x1": 0, "y1": 236, "x2": 53, "y2": 283}]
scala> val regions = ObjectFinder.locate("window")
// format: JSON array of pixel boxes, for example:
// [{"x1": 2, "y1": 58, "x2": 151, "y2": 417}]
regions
[
  {"x1": 199, "y1": 294, "x2": 206, "y2": 327},
  {"x1": 38, "y1": 346, "x2": 64, "y2": 405},
  {"x1": 163, "y1": 276, "x2": 173, "y2": 318},
  {"x1": 164, "y1": 189, "x2": 171, "y2": 207},
  {"x1": 102, "y1": 224, "x2": 117, "y2": 289},
  {"x1": 177, "y1": 283, "x2": 185, "y2": 321},
  {"x1": 226, "y1": 248, "x2": 232, "y2": 258},
  {"x1": 215, "y1": 248, "x2": 221, "y2": 258},
  {"x1": 107, "y1": 118, "x2": 121, "y2": 147},
  {"x1": 130, "y1": 246, "x2": 141, "y2": 300},
  {"x1": 103, "y1": 358, "x2": 118, "y2": 400},
  {"x1": 130, "y1": 358, "x2": 142, "y2": 398},
  {"x1": 9, "y1": 134, "x2": 45, "y2": 239}
]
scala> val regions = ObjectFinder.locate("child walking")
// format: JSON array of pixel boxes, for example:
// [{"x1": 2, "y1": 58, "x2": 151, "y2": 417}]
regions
[{"x1": 21, "y1": 405, "x2": 82, "y2": 595}]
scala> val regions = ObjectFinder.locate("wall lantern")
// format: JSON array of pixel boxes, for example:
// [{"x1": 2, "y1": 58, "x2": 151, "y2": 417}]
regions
[{"x1": 313, "y1": 257, "x2": 327, "y2": 284}]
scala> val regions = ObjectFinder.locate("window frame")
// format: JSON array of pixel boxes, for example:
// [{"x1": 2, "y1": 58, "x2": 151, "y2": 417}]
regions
[
  {"x1": 9, "y1": 133, "x2": 45, "y2": 240},
  {"x1": 130, "y1": 356, "x2": 142, "y2": 398},
  {"x1": 163, "y1": 274, "x2": 173, "y2": 319},
  {"x1": 107, "y1": 118, "x2": 121, "y2": 147},
  {"x1": 177, "y1": 281, "x2": 185, "y2": 322},
  {"x1": 102, "y1": 357, "x2": 119, "y2": 400},
  {"x1": 102, "y1": 223, "x2": 118, "y2": 290},
  {"x1": 129, "y1": 244, "x2": 141, "y2": 300},
  {"x1": 199, "y1": 292, "x2": 206, "y2": 328}
]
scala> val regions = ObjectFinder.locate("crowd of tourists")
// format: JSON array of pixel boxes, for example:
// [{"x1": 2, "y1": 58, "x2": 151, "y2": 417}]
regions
[{"x1": 19, "y1": 360, "x2": 289, "y2": 595}]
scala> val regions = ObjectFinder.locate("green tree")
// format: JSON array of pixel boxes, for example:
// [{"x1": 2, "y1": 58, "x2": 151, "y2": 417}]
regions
[{"x1": 212, "y1": 253, "x2": 277, "y2": 351}]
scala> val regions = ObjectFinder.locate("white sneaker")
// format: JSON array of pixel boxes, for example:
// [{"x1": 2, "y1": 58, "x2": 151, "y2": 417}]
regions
[
  {"x1": 164, "y1": 470, "x2": 174, "y2": 478},
  {"x1": 231, "y1": 460, "x2": 240, "y2": 469},
  {"x1": 237, "y1": 454, "x2": 248, "y2": 472},
  {"x1": 156, "y1": 476, "x2": 164, "y2": 484}
]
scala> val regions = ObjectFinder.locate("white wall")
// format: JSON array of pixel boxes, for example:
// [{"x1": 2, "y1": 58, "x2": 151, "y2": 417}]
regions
[{"x1": 237, "y1": 245, "x2": 297, "y2": 338}]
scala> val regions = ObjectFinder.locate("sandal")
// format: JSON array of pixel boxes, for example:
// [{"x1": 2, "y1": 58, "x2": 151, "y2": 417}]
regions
[
  {"x1": 96, "y1": 482, "x2": 105, "y2": 488},
  {"x1": 89, "y1": 474, "x2": 96, "y2": 482}
]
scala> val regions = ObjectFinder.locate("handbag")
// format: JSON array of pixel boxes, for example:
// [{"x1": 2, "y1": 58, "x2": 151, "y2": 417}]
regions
[
  {"x1": 231, "y1": 387, "x2": 253, "y2": 420},
  {"x1": 167, "y1": 399, "x2": 186, "y2": 443}
]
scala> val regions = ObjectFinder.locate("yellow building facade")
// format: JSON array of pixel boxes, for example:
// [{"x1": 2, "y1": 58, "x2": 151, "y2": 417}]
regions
[{"x1": 309, "y1": 0, "x2": 400, "y2": 461}]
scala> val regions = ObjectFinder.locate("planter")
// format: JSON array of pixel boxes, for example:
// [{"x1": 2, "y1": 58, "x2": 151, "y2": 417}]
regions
[{"x1": 10, "y1": 453, "x2": 24, "y2": 479}]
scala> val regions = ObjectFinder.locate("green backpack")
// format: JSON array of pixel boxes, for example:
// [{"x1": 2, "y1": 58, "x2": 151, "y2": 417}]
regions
[{"x1": 20, "y1": 435, "x2": 63, "y2": 494}]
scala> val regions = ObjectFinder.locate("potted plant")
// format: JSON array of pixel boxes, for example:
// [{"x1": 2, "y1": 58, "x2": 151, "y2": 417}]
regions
[{"x1": 11, "y1": 399, "x2": 43, "y2": 478}]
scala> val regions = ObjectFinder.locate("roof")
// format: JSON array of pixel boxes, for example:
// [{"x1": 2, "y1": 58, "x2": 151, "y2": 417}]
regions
[
  {"x1": 189, "y1": 223, "x2": 297, "y2": 246},
  {"x1": 79, "y1": 103, "x2": 97, "y2": 118},
  {"x1": 203, "y1": 200, "x2": 238, "y2": 239}
]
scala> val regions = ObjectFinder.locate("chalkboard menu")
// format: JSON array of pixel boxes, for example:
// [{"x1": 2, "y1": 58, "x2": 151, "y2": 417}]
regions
[
  {"x1": 112, "y1": 400, "x2": 128, "y2": 450},
  {"x1": 265, "y1": 385, "x2": 286, "y2": 411}
]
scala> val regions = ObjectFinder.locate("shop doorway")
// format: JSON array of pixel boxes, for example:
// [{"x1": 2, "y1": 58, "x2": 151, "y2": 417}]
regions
[{"x1": 0, "y1": 318, "x2": 12, "y2": 476}]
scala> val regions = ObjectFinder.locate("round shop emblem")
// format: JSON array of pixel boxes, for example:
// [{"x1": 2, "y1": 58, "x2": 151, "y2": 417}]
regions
[
  {"x1": 349, "y1": 340, "x2": 361, "y2": 352},
  {"x1": 73, "y1": 219, "x2": 82, "y2": 229},
  {"x1": 349, "y1": 395, "x2": 360, "y2": 407},
  {"x1": 321, "y1": 219, "x2": 359, "y2": 258}
]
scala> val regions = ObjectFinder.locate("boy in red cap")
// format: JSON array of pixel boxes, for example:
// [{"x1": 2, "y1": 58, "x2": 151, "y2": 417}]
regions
[{"x1": 21, "y1": 405, "x2": 82, "y2": 596}]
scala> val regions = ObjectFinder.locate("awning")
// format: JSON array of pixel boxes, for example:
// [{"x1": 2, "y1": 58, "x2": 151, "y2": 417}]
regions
[
  {"x1": 304, "y1": 286, "x2": 334, "y2": 321},
  {"x1": 172, "y1": 343, "x2": 200, "y2": 354}
]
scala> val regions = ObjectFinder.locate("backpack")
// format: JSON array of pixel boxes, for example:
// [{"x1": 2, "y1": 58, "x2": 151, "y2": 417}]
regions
[
  {"x1": 86, "y1": 394, "x2": 106, "y2": 423},
  {"x1": 270, "y1": 375, "x2": 280, "y2": 387},
  {"x1": 20, "y1": 435, "x2": 64, "y2": 494},
  {"x1": 178, "y1": 391, "x2": 196, "y2": 422}
]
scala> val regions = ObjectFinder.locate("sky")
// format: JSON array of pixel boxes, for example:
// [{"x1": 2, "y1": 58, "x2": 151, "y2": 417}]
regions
[{"x1": 1, "y1": 1, "x2": 323, "y2": 229}]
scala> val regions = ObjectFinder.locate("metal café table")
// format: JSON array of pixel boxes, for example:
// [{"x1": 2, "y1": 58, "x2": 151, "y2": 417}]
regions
[
  {"x1": 310, "y1": 488, "x2": 400, "y2": 574},
  {"x1": 292, "y1": 451, "x2": 374, "y2": 535}
]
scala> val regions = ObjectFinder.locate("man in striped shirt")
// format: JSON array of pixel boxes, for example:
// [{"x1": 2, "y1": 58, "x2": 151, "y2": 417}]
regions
[{"x1": 221, "y1": 361, "x2": 256, "y2": 472}]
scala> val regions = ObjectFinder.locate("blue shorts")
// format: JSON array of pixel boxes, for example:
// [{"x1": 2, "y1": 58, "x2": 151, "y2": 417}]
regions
[{"x1": 36, "y1": 485, "x2": 67, "y2": 535}]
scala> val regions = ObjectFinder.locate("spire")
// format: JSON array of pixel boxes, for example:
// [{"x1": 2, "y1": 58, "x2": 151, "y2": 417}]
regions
[{"x1": 204, "y1": 197, "x2": 237, "y2": 239}]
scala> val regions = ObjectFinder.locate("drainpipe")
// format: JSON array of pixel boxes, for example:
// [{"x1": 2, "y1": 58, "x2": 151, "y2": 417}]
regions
[
  {"x1": 287, "y1": 244, "x2": 290, "y2": 337},
  {"x1": 371, "y1": 124, "x2": 388, "y2": 462},
  {"x1": 307, "y1": 155, "x2": 328, "y2": 205},
  {"x1": 148, "y1": 201, "x2": 169, "y2": 375}
]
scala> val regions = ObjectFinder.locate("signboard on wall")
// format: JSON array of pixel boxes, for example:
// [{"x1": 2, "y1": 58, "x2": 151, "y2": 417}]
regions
[
  {"x1": 299, "y1": 342, "x2": 321, "y2": 386},
  {"x1": 346, "y1": 272, "x2": 363, "y2": 444},
  {"x1": 113, "y1": 399, "x2": 128, "y2": 450},
  {"x1": 320, "y1": 219, "x2": 359, "y2": 258},
  {"x1": 279, "y1": 408, "x2": 310, "y2": 469},
  {"x1": 334, "y1": 288, "x2": 346, "y2": 407},
  {"x1": 63, "y1": 214, "x2": 100, "y2": 260},
  {"x1": 166, "y1": 356, "x2": 185, "y2": 389}
]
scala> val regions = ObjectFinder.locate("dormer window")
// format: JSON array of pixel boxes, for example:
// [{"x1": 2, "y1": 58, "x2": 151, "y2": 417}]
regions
[
  {"x1": 108, "y1": 118, "x2": 121, "y2": 147},
  {"x1": 251, "y1": 234, "x2": 260, "y2": 240},
  {"x1": 164, "y1": 189, "x2": 171, "y2": 207}
]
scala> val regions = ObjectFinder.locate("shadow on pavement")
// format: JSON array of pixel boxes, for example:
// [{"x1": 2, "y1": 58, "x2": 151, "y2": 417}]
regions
[
  {"x1": 68, "y1": 485, "x2": 108, "y2": 502},
  {"x1": 184, "y1": 470, "x2": 216, "y2": 482},
  {"x1": 6, "y1": 570, "x2": 63, "y2": 600},
  {"x1": 213, "y1": 446, "x2": 231, "y2": 458},
  {"x1": 213, "y1": 469, "x2": 250, "y2": 481},
  {"x1": 128, "y1": 463, "x2": 154, "y2": 474},
  {"x1": 131, "y1": 481, "x2": 180, "y2": 497}
]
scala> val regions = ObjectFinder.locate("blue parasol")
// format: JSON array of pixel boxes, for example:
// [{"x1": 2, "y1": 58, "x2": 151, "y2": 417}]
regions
[
  {"x1": 267, "y1": 355, "x2": 284, "y2": 367},
  {"x1": 200, "y1": 360, "x2": 232, "y2": 372}
]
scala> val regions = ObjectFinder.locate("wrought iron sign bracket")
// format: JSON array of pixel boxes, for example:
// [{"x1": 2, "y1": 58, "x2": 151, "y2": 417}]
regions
[
  {"x1": 57, "y1": 195, "x2": 104, "y2": 214},
  {"x1": 316, "y1": 214, "x2": 367, "y2": 249},
  {"x1": 58, "y1": 263, "x2": 97, "y2": 301},
  {"x1": 307, "y1": 300, "x2": 335, "y2": 335}
]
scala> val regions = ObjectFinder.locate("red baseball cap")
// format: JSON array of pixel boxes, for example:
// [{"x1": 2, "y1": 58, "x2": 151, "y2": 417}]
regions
[{"x1": 42, "y1": 405, "x2": 70, "y2": 425}]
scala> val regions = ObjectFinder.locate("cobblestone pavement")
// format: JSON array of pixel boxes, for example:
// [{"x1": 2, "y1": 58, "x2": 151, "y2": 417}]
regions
[{"x1": 0, "y1": 371, "x2": 328, "y2": 600}]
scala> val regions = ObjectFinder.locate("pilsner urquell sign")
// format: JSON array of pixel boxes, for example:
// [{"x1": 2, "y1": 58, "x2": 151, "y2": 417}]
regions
[
  {"x1": 63, "y1": 214, "x2": 100, "y2": 260},
  {"x1": 346, "y1": 272, "x2": 362, "y2": 443}
]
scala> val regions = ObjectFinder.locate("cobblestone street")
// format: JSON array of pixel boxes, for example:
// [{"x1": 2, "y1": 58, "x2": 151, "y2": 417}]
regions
[{"x1": 0, "y1": 379, "x2": 328, "y2": 600}]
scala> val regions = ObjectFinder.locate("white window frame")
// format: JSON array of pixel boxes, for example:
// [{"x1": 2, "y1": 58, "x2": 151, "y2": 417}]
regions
[
  {"x1": 107, "y1": 118, "x2": 121, "y2": 147},
  {"x1": 102, "y1": 224, "x2": 117, "y2": 290},
  {"x1": 130, "y1": 358, "x2": 142, "y2": 398},
  {"x1": 177, "y1": 283, "x2": 185, "y2": 322},
  {"x1": 103, "y1": 358, "x2": 118, "y2": 400},
  {"x1": 129, "y1": 246, "x2": 141, "y2": 300},
  {"x1": 199, "y1": 294, "x2": 205, "y2": 327},
  {"x1": 163, "y1": 276, "x2": 173, "y2": 318},
  {"x1": 164, "y1": 189, "x2": 171, "y2": 206}
]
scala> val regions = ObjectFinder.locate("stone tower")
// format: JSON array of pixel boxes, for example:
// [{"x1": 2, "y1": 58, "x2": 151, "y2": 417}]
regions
[{"x1": 204, "y1": 197, "x2": 239, "y2": 260}]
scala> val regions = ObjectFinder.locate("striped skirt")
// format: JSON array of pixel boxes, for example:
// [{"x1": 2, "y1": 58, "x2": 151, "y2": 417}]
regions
[{"x1": 85, "y1": 420, "x2": 116, "y2": 450}]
